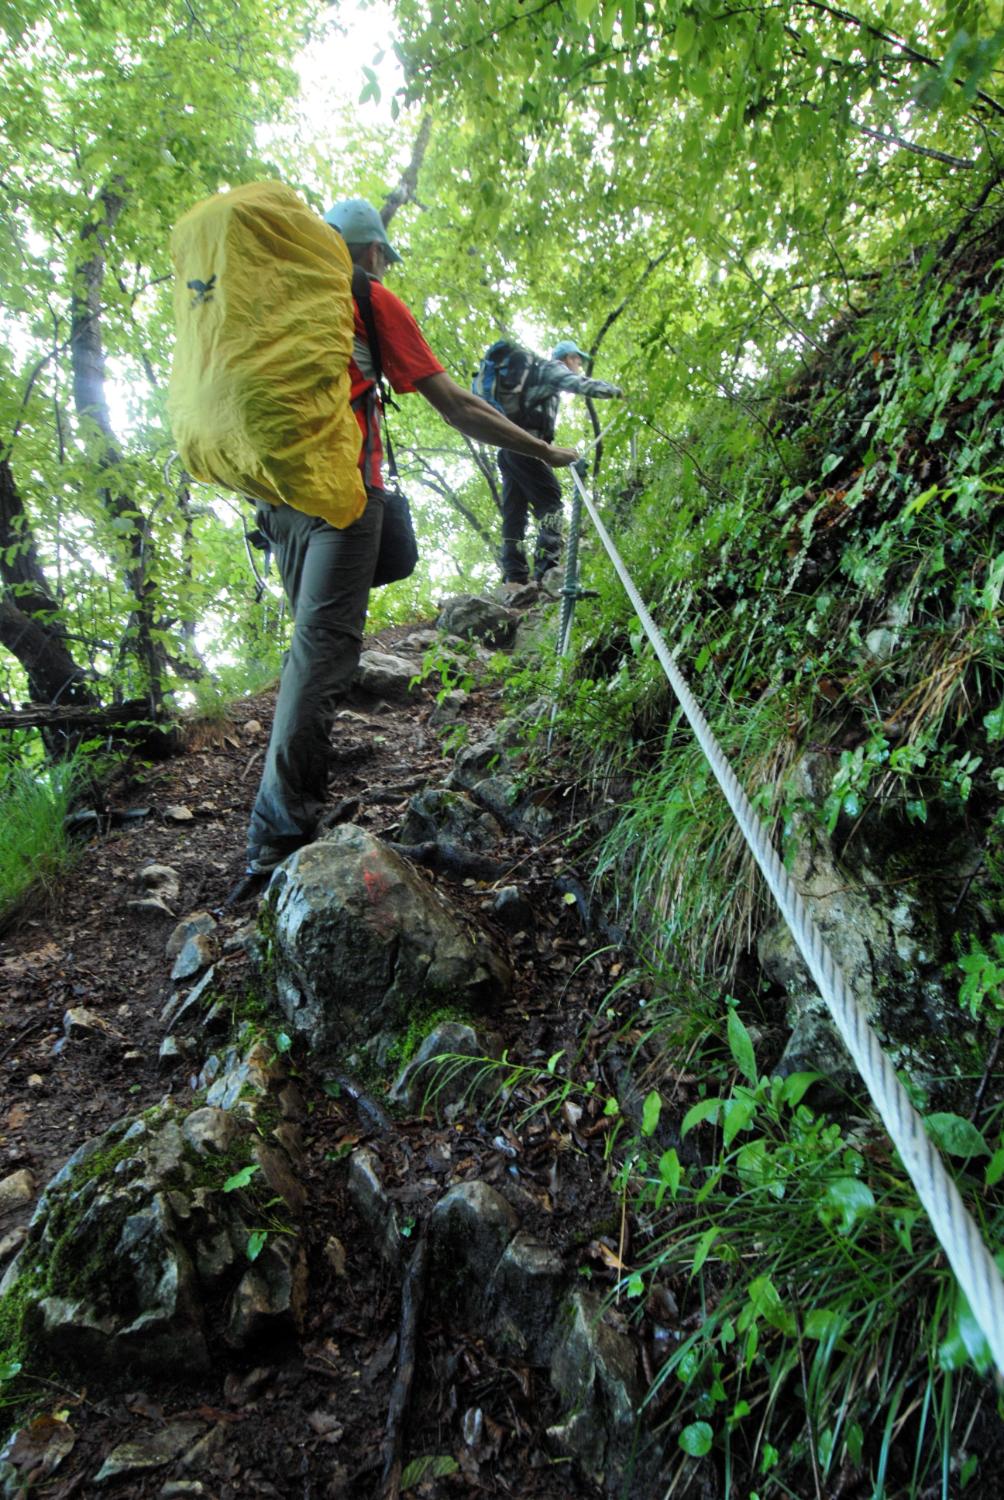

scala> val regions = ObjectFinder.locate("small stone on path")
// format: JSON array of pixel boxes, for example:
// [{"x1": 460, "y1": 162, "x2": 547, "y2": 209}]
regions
[{"x1": 0, "y1": 1168, "x2": 35, "y2": 1215}]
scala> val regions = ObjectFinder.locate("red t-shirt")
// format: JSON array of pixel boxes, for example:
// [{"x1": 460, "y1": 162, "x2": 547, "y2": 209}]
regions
[{"x1": 349, "y1": 278, "x2": 444, "y2": 489}]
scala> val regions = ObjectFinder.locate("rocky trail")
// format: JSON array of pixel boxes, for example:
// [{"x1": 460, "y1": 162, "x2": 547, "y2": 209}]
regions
[{"x1": 0, "y1": 592, "x2": 681, "y2": 1500}]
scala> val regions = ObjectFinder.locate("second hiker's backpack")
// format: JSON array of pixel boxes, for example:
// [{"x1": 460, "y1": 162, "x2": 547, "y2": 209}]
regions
[
  {"x1": 471, "y1": 340, "x2": 538, "y2": 424},
  {"x1": 167, "y1": 180, "x2": 366, "y2": 529}
]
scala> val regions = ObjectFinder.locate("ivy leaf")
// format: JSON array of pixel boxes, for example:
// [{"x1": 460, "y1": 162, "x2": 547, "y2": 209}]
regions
[
  {"x1": 678, "y1": 1420, "x2": 714, "y2": 1457},
  {"x1": 819, "y1": 1178, "x2": 875, "y2": 1234},
  {"x1": 924, "y1": 1113, "x2": 990, "y2": 1159},
  {"x1": 983, "y1": 705, "x2": 1004, "y2": 742},
  {"x1": 247, "y1": 1228, "x2": 268, "y2": 1262}
]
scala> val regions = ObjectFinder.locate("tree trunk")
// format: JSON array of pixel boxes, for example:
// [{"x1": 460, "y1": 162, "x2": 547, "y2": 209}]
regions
[
  {"x1": 174, "y1": 475, "x2": 209, "y2": 678},
  {"x1": 0, "y1": 596, "x2": 95, "y2": 709},
  {"x1": 0, "y1": 457, "x2": 96, "y2": 706},
  {"x1": 70, "y1": 181, "x2": 167, "y2": 713}
]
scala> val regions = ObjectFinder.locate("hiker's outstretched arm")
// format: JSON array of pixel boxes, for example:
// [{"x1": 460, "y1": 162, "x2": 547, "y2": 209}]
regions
[
  {"x1": 415, "y1": 373, "x2": 578, "y2": 467},
  {"x1": 553, "y1": 368, "x2": 622, "y2": 400}
]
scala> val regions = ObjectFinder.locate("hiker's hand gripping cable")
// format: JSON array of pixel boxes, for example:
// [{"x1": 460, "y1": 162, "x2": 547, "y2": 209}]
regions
[{"x1": 414, "y1": 372, "x2": 579, "y2": 467}]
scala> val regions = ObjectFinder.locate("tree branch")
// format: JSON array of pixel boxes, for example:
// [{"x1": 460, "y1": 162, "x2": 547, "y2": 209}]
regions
[
  {"x1": 853, "y1": 120, "x2": 975, "y2": 169},
  {"x1": 707, "y1": 230, "x2": 825, "y2": 356},
  {"x1": 381, "y1": 114, "x2": 433, "y2": 225},
  {"x1": 925, "y1": 173, "x2": 1003, "y2": 289},
  {"x1": 405, "y1": 454, "x2": 499, "y2": 553},
  {"x1": 795, "y1": 0, "x2": 1004, "y2": 121},
  {"x1": 0, "y1": 594, "x2": 95, "y2": 708},
  {"x1": 587, "y1": 247, "x2": 673, "y2": 368},
  {"x1": 460, "y1": 435, "x2": 502, "y2": 512}
]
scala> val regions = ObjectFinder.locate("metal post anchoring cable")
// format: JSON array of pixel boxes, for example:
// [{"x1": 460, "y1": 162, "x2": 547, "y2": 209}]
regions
[
  {"x1": 566, "y1": 463, "x2": 1004, "y2": 1377},
  {"x1": 544, "y1": 415, "x2": 623, "y2": 751},
  {"x1": 546, "y1": 469, "x2": 586, "y2": 752}
]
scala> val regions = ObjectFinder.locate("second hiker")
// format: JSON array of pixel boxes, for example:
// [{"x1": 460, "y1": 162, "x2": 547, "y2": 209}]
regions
[{"x1": 476, "y1": 338, "x2": 622, "y2": 587}]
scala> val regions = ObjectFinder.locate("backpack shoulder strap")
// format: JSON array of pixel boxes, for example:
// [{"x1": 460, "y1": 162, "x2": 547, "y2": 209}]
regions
[
  {"x1": 351, "y1": 264, "x2": 400, "y2": 481},
  {"x1": 352, "y1": 264, "x2": 383, "y2": 384}
]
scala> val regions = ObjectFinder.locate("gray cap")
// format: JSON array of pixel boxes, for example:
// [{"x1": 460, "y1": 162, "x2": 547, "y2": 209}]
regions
[
  {"x1": 323, "y1": 198, "x2": 402, "y2": 262},
  {"x1": 552, "y1": 339, "x2": 588, "y2": 360}
]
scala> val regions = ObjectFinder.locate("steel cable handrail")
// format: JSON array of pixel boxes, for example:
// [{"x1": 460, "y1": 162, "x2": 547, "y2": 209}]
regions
[{"x1": 568, "y1": 464, "x2": 1004, "y2": 1376}]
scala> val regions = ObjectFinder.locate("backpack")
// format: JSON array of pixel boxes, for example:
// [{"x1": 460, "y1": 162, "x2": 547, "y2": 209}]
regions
[
  {"x1": 167, "y1": 180, "x2": 366, "y2": 530},
  {"x1": 471, "y1": 339, "x2": 539, "y2": 425}
]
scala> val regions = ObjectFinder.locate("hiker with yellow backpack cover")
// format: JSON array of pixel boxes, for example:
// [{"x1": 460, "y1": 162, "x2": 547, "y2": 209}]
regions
[{"x1": 168, "y1": 182, "x2": 579, "y2": 884}]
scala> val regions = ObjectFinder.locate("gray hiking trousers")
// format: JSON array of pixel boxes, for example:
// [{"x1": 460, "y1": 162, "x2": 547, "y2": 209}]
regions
[
  {"x1": 497, "y1": 448, "x2": 564, "y2": 581},
  {"x1": 246, "y1": 490, "x2": 384, "y2": 865}
]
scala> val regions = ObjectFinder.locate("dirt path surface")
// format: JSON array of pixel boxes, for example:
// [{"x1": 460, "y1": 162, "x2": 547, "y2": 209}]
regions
[{"x1": 0, "y1": 616, "x2": 661, "y2": 1499}]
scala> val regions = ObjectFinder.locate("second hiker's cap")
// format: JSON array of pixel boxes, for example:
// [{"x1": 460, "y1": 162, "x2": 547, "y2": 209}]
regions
[
  {"x1": 552, "y1": 339, "x2": 588, "y2": 360},
  {"x1": 323, "y1": 198, "x2": 402, "y2": 262}
]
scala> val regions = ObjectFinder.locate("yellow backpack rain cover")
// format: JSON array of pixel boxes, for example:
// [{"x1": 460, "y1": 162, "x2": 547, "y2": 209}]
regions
[{"x1": 167, "y1": 181, "x2": 366, "y2": 529}]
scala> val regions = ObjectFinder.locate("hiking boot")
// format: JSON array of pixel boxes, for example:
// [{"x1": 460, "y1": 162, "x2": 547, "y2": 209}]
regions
[
  {"x1": 219, "y1": 841, "x2": 299, "y2": 911},
  {"x1": 219, "y1": 867, "x2": 270, "y2": 909},
  {"x1": 501, "y1": 537, "x2": 529, "y2": 584},
  {"x1": 533, "y1": 510, "x2": 564, "y2": 579},
  {"x1": 246, "y1": 843, "x2": 299, "y2": 875}
]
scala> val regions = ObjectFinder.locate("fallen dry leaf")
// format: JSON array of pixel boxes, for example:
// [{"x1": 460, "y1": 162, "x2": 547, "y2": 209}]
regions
[
  {"x1": 4, "y1": 1412, "x2": 76, "y2": 1481},
  {"x1": 587, "y1": 1239, "x2": 628, "y2": 1272}
]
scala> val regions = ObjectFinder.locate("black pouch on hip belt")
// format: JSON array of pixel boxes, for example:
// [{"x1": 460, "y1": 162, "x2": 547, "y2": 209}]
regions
[{"x1": 352, "y1": 265, "x2": 419, "y2": 588}]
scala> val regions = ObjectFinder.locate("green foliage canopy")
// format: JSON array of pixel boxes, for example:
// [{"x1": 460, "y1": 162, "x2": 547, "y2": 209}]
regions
[
  {"x1": 2, "y1": 0, "x2": 1003, "y2": 713},
  {"x1": 393, "y1": 1, "x2": 1003, "y2": 413}
]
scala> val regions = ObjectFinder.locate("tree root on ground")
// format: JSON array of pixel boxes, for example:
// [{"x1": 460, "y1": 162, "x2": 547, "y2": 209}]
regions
[{"x1": 381, "y1": 1228, "x2": 429, "y2": 1500}]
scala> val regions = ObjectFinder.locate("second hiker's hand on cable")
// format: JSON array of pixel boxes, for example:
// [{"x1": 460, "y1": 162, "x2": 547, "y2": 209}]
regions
[{"x1": 544, "y1": 445, "x2": 580, "y2": 468}]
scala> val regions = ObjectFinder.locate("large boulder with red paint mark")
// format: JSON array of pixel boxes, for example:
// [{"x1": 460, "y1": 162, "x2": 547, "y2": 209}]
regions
[{"x1": 260, "y1": 825, "x2": 511, "y2": 1057}]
